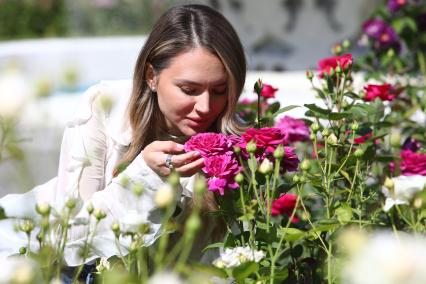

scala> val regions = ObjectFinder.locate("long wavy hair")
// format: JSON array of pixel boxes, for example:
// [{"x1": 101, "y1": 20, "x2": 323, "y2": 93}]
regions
[{"x1": 116, "y1": 4, "x2": 246, "y2": 240}]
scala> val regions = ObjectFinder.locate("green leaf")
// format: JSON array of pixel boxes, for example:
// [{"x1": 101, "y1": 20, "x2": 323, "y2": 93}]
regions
[
  {"x1": 344, "y1": 92, "x2": 360, "y2": 99},
  {"x1": 304, "y1": 104, "x2": 330, "y2": 115},
  {"x1": 233, "y1": 262, "x2": 259, "y2": 282},
  {"x1": 335, "y1": 203, "x2": 353, "y2": 224},
  {"x1": 275, "y1": 268, "x2": 289, "y2": 281},
  {"x1": 313, "y1": 87, "x2": 327, "y2": 100},
  {"x1": 312, "y1": 219, "x2": 340, "y2": 232},
  {"x1": 278, "y1": 227, "x2": 306, "y2": 241},
  {"x1": 328, "y1": 112, "x2": 350, "y2": 120},
  {"x1": 202, "y1": 242, "x2": 224, "y2": 253},
  {"x1": 266, "y1": 102, "x2": 281, "y2": 114},
  {"x1": 392, "y1": 17, "x2": 417, "y2": 33},
  {"x1": 272, "y1": 105, "x2": 300, "y2": 117},
  {"x1": 0, "y1": 207, "x2": 5, "y2": 220}
]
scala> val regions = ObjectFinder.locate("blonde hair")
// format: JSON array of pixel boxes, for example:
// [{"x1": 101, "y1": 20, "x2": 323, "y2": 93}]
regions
[{"x1": 116, "y1": 4, "x2": 247, "y2": 240}]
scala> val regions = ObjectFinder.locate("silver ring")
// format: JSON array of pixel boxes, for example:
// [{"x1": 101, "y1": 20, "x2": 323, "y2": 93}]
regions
[{"x1": 165, "y1": 154, "x2": 174, "y2": 170}]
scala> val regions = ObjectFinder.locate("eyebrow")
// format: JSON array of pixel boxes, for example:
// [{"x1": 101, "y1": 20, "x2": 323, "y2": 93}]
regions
[{"x1": 173, "y1": 79, "x2": 227, "y2": 86}]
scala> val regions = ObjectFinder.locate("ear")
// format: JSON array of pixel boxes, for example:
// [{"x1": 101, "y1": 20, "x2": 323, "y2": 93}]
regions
[{"x1": 146, "y1": 64, "x2": 157, "y2": 91}]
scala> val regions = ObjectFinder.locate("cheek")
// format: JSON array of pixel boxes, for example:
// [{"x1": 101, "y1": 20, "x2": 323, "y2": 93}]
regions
[
  {"x1": 212, "y1": 96, "x2": 228, "y2": 115},
  {"x1": 158, "y1": 93, "x2": 194, "y2": 117}
]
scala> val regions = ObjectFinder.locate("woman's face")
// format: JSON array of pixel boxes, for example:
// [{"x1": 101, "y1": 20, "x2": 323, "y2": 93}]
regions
[{"x1": 153, "y1": 48, "x2": 228, "y2": 136}]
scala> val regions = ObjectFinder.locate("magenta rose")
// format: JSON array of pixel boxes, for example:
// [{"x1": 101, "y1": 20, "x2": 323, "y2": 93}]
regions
[
  {"x1": 240, "y1": 127, "x2": 289, "y2": 155},
  {"x1": 400, "y1": 150, "x2": 426, "y2": 176},
  {"x1": 363, "y1": 84, "x2": 398, "y2": 101},
  {"x1": 184, "y1": 132, "x2": 232, "y2": 157},
  {"x1": 318, "y1": 54, "x2": 353, "y2": 77},
  {"x1": 271, "y1": 193, "x2": 299, "y2": 223},
  {"x1": 260, "y1": 84, "x2": 278, "y2": 99},
  {"x1": 202, "y1": 154, "x2": 240, "y2": 195},
  {"x1": 275, "y1": 116, "x2": 310, "y2": 143}
]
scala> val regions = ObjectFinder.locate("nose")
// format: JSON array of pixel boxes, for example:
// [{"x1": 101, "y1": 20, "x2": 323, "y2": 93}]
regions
[{"x1": 194, "y1": 91, "x2": 210, "y2": 115}]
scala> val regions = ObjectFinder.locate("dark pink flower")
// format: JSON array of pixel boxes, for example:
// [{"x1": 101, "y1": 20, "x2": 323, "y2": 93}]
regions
[
  {"x1": 275, "y1": 116, "x2": 310, "y2": 143},
  {"x1": 282, "y1": 147, "x2": 300, "y2": 172},
  {"x1": 363, "y1": 84, "x2": 398, "y2": 101},
  {"x1": 318, "y1": 54, "x2": 353, "y2": 77},
  {"x1": 400, "y1": 150, "x2": 426, "y2": 176},
  {"x1": 202, "y1": 154, "x2": 240, "y2": 195},
  {"x1": 271, "y1": 193, "x2": 299, "y2": 223},
  {"x1": 354, "y1": 132, "x2": 373, "y2": 144},
  {"x1": 240, "y1": 127, "x2": 288, "y2": 155},
  {"x1": 260, "y1": 84, "x2": 278, "y2": 99},
  {"x1": 184, "y1": 133, "x2": 232, "y2": 157}
]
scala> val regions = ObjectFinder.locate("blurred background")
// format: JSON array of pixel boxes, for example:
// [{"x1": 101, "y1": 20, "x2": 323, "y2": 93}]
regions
[{"x1": 0, "y1": 0, "x2": 381, "y2": 194}]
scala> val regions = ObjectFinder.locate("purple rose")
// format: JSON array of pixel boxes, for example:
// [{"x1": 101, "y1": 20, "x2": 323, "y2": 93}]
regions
[
  {"x1": 202, "y1": 154, "x2": 240, "y2": 195},
  {"x1": 400, "y1": 150, "x2": 426, "y2": 176},
  {"x1": 362, "y1": 19, "x2": 401, "y2": 52},
  {"x1": 387, "y1": 0, "x2": 408, "y2": 12},
  {"x1": 275, "y1": 116, "x2": 310, "y2": 143},
  {"x1": 402, "y1": 137, "x2": 421, "y2": 152},
  {"x1": 184, "y1": 133, "x2": 232, "y2": 157}
]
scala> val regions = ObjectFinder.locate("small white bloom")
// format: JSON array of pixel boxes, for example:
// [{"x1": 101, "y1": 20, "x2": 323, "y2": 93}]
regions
[
  {"x1": 147, "y1": 271, "x2": 183, "y2": 284},
  {"x1": 213, "y1": 246, "x2": 265, "y2": 268},
  {"x1": 0, "y1": 257, "x2": 40, "y2": 284},
  {"x1": 154, "y1": 184, "x2": 174, "y2": 208},
  {"x1": 120, "y1": 210, "x2": 148, "y2": 233},
  {"x1": 343, "y1": 231, "x2": 426, "y2": 284},
  {"x1": 96, "y1": 257, "x2": 110, "y2": 272},
  {"x1": 0, "y1": 67, "x2": 33, "y2": 118},
  {"x1": 259, "y1": 158, "x2": 273, "y2": 175},
  {"x1": 382, "y1": 175, "x2": 426, "y2": 212}
]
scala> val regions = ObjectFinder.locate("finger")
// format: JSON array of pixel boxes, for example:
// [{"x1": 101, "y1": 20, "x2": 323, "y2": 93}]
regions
[
  {"x1": 151, "y1": 141, "x2": 184, "y2": 153},
  {"x1": 170, "y1": 151, "x2": 201, "y2": 167},
  {"x1": 175, "y1": 157, "x2": 205, "y2": 177}
]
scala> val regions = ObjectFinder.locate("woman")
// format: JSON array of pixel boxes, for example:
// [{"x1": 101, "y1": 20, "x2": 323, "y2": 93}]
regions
[{"x1": 0, "y1": 4, "x2": 246, "y2": 267}]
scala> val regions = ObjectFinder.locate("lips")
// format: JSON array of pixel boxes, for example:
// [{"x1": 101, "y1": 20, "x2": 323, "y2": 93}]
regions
[{"x1": 186, "y1": 117, "x2": 209, "y2": 128}]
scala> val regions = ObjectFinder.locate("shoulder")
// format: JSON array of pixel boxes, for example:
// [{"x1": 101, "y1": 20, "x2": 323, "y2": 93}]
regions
[{"x1": 67, "y1": 79, "x2": 133, "y2": 146}]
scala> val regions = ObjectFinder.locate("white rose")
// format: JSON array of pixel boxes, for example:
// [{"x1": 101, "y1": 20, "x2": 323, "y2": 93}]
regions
[
  {"x1": 382, "y1": 175, "x2": 426, "y2": 212},
  {"x1": 343, "y1": 231, "x2": 426, "y2": 284}
]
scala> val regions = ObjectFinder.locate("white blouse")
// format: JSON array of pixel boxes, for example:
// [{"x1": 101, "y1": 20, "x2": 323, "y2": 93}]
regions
[{"x1": 0, "y1": 80, "x2": 217, "y2": 266}]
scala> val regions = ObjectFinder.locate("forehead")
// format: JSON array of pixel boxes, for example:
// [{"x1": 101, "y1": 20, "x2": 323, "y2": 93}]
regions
[{"x1": 160, "y1": 48, "x2": 228, "y2": 84}]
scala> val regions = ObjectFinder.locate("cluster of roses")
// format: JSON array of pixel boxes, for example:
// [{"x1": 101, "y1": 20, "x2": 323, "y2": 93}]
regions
[
  {"x1": 318, "y1": 53, "x2": 400, "y2": 102},
  {"x1": 183, "y1": 124, "x2": 304, "y2": 196}
]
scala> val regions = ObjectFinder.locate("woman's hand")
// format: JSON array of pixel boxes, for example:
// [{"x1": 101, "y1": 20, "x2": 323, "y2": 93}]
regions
[{"x1": 141, "y1": 141, "x2": 204, "y2": 177}]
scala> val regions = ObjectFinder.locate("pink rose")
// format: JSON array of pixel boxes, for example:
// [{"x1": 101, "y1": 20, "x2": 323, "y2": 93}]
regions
[
  {"x1": 318, "y1": 53, "x2": 353, "y2": 77},
  {"x1": 363, "y1": 84, "x2": 398, "y2": 101},
  {"x1": 275, "y1": 116, "x2": 310, "y2": 143},
  {"x1": 184, "y1": 133, "x2": 232, "y2": 157},
  {"x1": 260, "y1": 84, "x2": 278, "y2": 99},
  {"x1": 240, "y1": 127, "x2": 288, "y2": 155},
  {"x1": 271, "y1": 193, "x2": 299, "y2": 223},
  {"x1": 400, "y1": 150, "x2": 426, "y2": 176},
  {"x1": 202, "y1": 154, "x2": 240, "y2": 195}
]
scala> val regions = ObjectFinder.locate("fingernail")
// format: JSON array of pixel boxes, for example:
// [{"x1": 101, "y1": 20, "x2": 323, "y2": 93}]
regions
[{"x1": 192, "y1": 151, "x2": 201, "y2": 156}]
